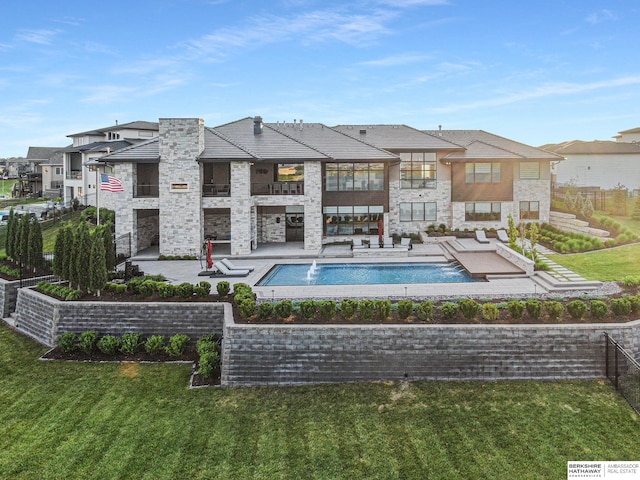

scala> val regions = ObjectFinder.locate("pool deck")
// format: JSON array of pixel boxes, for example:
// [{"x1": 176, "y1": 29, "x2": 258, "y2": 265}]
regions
[{"x1": 130, "y1": 239, "x2": 601, "y2": 300}]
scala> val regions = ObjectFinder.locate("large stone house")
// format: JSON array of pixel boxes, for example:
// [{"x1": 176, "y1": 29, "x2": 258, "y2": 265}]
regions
[{"x1": 94, "y1": 117, "x2": 560, "y2": 257}]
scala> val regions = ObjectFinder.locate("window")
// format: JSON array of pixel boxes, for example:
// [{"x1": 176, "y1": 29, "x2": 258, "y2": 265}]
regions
[
  {"x1": 323, "y1": 205, "x2": 383, "y2": 236},
  {"x1": 465, "y1": 202, "x2": 501, "y2": 221},
  {"x1": 400, "y1": 202, "x2": 437, "y2": 222},
  {"x1": 465, "y1": 162, "x2": 501, "y2": 183},
  {"x1": 520, "y1": 201, "x2": 539, "y2": 219},
  {"x1": 325, "y1": 163, "x2": 384, "y2": 191},
  {"x1": 400, "y1": 152, "x2": 436, "y2": 189},
  {"x1": 277, "y1": 163, "x2": 304, "y2": 182},
  {"x1": 520, "y1": 162, "x2": 540, "y2": 179},
  {"x1": 54, "y1": 167, "x2": 62, "y2": 175}
]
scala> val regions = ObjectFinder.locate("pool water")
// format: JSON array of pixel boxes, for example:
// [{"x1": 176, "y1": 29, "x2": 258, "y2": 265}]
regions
[{"x1": 257, "y1": 262, "x2": 482, "y2": 286}]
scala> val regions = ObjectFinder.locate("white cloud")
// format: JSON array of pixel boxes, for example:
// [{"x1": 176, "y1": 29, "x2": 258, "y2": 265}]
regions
[
  {"x1": 359, "y1": 53, "x2": 431, "y2": 67},
  {"x1": 15, "y1": 29, "x2": 60, "y2": 45},
  {"x1": 373, "y1": 0, "x2": 449, "y2": 6},
  {"x1": 585, "y1": 9, "x2": 616, "y2": 24}
]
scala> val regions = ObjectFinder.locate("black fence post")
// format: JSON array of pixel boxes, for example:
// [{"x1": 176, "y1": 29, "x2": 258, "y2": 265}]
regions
[
  {"x1": 605, "y1": 333, "x2": 609, "y2": 380},
  {"x1": 614, "y1": 344, "x2": 619, "y2": 390}
]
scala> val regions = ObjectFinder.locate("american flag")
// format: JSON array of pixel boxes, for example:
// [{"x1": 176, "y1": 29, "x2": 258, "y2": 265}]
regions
[{"x1": 100, "y1": 174, "x2": 124, "y2": 192}]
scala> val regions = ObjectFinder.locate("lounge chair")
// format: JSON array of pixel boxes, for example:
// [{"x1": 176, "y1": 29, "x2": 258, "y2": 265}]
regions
[
  {"x1": 369, "y1": 236, "x2": 381, "y2": 248},
  {"x1": 351, "y1": 238, "x2": 367, "y2": 249},
  {"x1": 496, "y1": 229, "x2": 509, "y2": 243},
  {"x1": 474, "y1": 230, "x2": 490, "y2": 244},
  {"x1": 382, "y1": 237, "x2": 394, "y2": 248},
  {"x1": 400, "y1": 237, "x2": 413, "y2": 250},
  {"x1": 220, "y1": 257, "x2": 255, "y2": 271},
  {"x1": 211, "y1": 262, "x2": 250, "y2": 277}
]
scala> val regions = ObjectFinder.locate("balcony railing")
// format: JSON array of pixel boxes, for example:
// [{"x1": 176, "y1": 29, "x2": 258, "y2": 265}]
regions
[
  {"x1": 134, "y1": 184, "x2": 160, "y2": 198},
  {"x1": 202, "y1": 183, "x2": 230, "y2": 197},
  {"x1": 65, "y1": 170, "x2": 82, "y2": 180},
  {"x1": 252, "y1": 182, "x2": 304, "y2": 195}
]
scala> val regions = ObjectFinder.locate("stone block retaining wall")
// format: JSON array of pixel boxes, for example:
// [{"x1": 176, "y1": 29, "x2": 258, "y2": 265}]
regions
[
  {"x1": 0, "y1": 279, "x2": 21, "y2": 318},
  {"x1": 221, "y1": 317, "x2": 640, "y2": 387},
  {"x1": 14, "y1": 288, "x2": 229, "y2": 347}
]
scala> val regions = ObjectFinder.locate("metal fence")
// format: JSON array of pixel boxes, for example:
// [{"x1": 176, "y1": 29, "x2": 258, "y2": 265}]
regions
[
  {"x1": 604, "y1": 333, "x2": 640, "y2": 415},
  {"x1": 19, "y1": 252, "x2": 56, "y2": 288},
  {"x1": 115, "y1": 233, "x2": 131, "y2": 263}
]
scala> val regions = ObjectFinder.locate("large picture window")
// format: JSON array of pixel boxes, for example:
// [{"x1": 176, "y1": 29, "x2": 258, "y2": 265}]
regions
[
  {"x1": 399, "y1": 202, "x2": 437, "y2": 222},
  {"x1": 323, "y1": 205, "x2": 384, "y2": 236},
  {"x1": 520, "y1": 162, "x2": 540, "y2": 179},
  {"x1": 400, "y1": 152, "x2": 436, "y2": 189},
  {"x1": 465, "y1": 202, "x2": 501, "y2": 221},
  {"x1": 277, "y1": 163, "x2": 304, "y2": 182},
  {"x1": 465, "y1": 162, "x2": 501, "y2": 183},
  {"x1": 325, "y1": 163, "x2": 384, "y2": 191},
  {"x1": 520, "y1": 201, "x2": 539, "y2": 219}
]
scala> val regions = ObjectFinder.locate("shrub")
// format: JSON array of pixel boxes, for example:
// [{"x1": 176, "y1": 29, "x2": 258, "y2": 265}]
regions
[
  {"x1": 340, "y1": 299, "x2": 358, "y2": 319},
  {"x1": 194, "y1": 286, "x2": 209, "y2": 297},
  {"x1": 358, "y1": 299, "x2": 375, "y2": 320},
  {"x1": 590, "y1": 300, "x2": 608, "y2": 319},
  {"x1": 621, "y1": 276, "x2": 640, "y2": 288},
  {"x1": 157, "y1": 283, "x2": 175, "y2": 298},
  {"x1": 58, "y1": 332, "x2": 77, "y2": 353},
  {"x1": 319, "y1": 300, "x2": 337, "y2": 320},
  {"x1": 138, "y1": 280, "x2": 157, "y2": 297},
  {"x1": 166, "y1": 334, "x2": 190, "y2": 356},
  {"x1": 440, "y1": 302, "x2": 459, "y2": 320},
  {"x1": 397, "y1": 300, "x2": 414, "y2": 319},
  {"x1": 65, "y1": 290, "x2": 82, "y2": 301},
  {"x1": 300, "y1": 300, "x2": 318, "y2": 319},
  {"x1": 198, "y1": 281, "x2": 211, "y2": 295},
  {"x1": 627, "y1": 295, "x2": 640, "y2": 314},
  {"x1": 198, "y1": 351, "x2": 220, "y2": 378},
  {"x1": 525, "y1": 299, "x2": 542, "y2": 319},
  {"x1": 375, "y1": 300, "x2": 392, "y2": 320},
  {"x1": 544, "y1": 301, "x2": 564, "y2": 320},
  {"x1": 97, "y1": 335, "x2": 121, "y2": 355},
  {"x1": 239, "y1": 298, "x2": 256, "y2": 318},
  {"x1": 216, "y1": 281, "x2": 230, "y2": 296},
  {"x1": 482, "y1": 303, "x2": 500, "y2": 323},
  {"x1": 416, "y1": 301, "x2": 434, "y2": 321},
  {"x1": 507, "y1": 301, "x2": 525, "y2": 320},
  {"x1": 120, "y1": 333, "x2": 142, "y2": 355},
  {"x1": 258, "y1": 302, "x2": 275, "y2": 319},
  {"x1": 459, "y1": 299, "x2": 479, "y2": 320},
  {"x1": 145, "y1": 335, "x2": 165, "y2": 355},
  {"x1": 611, "y1": 298, "x2": 632, "y2": 316},
  {"x1": 79, "y1": 331, "x2": 98, "y2": 354},
  {"x1": 175, "y1": 282, "x2": 194, "y2": 299},
  {"x1": 566, "y1": 300, "x2": 587, "y2": 320},
  {"x1": 274, "y1": 300, "x2": 293, "y2": 318},
  {"x1": 196, "y1": 337, "x2": 218, "y2": 356}
]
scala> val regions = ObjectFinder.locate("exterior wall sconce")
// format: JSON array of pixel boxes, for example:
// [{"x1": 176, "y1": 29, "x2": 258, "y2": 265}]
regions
[{"x1": 276, "y1": 217, "x2": 281, "y2": 223}]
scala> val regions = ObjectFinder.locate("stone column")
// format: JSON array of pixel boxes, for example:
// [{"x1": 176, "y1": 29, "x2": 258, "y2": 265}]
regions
[
  {"x1": 304, "y1": 161, "x2": 323, "y2": 250},
  {"x1": 158, "y1": 118, "x2": 204, "y2": 256},
  {"x1": 230, "y1": 161, "x2": 252, "y2": 255}
]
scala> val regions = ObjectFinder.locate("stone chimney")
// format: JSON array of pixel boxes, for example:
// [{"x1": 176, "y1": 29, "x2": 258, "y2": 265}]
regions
[{"x1": 253, "y1": 116, "x2": 263, "y2": 135}]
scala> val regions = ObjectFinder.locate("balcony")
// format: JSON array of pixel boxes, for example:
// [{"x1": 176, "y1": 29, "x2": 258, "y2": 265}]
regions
[
  {"x1": 252, "y1": 182, "x2": 304, "y2": 195},
  {"x1": 66, "y1": 170, "x2": 82, "y2": 180},
  {"x1": 202, "y1": 183, "x2": 230, "y2": 197},
  {"x1": 134, "y1": 183, "x2": 160, "y2": 198}
]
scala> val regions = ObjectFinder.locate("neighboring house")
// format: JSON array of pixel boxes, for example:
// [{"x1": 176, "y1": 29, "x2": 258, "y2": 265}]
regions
[
  {"x1": 25, "y1": 147, "x2": 64, "y2": 199},
  {"x1": 61, "y1": 121, "x2": 159, "y2": 206},
  {"x1": 542, "y1": 127, "x2": 640, "y2": 191},
  {"x1": 93, "y1": 117, "x2": 560, "y2": 257}
]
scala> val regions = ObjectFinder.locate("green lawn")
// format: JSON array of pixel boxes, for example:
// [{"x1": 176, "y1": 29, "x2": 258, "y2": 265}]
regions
[
  {"x1": 1, "y1": 323, "x2": 638, "y2": 480},
  {"x1": 547, "y1": 243, "x2": 640, "y2": 281}
]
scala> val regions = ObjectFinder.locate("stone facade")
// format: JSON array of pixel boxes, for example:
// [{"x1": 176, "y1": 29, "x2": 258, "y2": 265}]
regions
[
  {"x1": 0, "y1": 279, "x2": 21, "y2": 318},
  {"x1": 230, "y1": 161, "x2": 253, "y2": 255},
  {"x1": 303, "y1": 161, "x2": 323, "y2": 251}
]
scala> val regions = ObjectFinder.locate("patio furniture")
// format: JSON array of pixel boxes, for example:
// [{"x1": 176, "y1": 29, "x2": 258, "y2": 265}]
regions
[
  {"x1": 211, "y1": 262, "x2": 250, "y2": 277},
  {"x1": 351, "y1": 238, "x2": 367, "y2": 249},
  {"x1": 474, "y1": 230, "x2": 490, "y2": 244},
  {"x1": 220, "y1": 257, "x2": 255, "y2": 272},
  {"x1": 382, "y1": 237, "x2": 394, "y2": 248},
  {"x1": 400, "y1": 237, "x2": 413, "y2": 250},
  {"x1": 369, "y1": 236, "x2": 381, "y2": 248},
  {"x1": 496, "y1": 229, "x2": 509, "y2": 243}
]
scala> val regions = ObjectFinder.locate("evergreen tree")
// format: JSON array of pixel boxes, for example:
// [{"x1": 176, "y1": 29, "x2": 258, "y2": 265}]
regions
[
  {"x1": 88, "y1": 230, "x2": 107, "y2": 296},
  {"x1": 528, "y1": 222, "x2": 539, "y2": 261},
  {"x1": 507, "y1": 214, "x2": 518, "y2": 250},
  {"x1": 6, "y1": 208, "x2": 15, "y2": 260},
  {"x1": 52, "y1": 224, "x2": 66, "y2": 278},
  {"x1": 75, "y1": 221, "x2": 91, "y2": 290},
  {"x1": 18, "y1": 214, "x2": 30, "y2": 264},
  {"x1": 27, "y1": 218, "x2": 43, "y2": 270},
  {"x1": 100, "y1": 223, "x2": 116, "y2": 273},
  {"x1": 632, "y1": 195, "x2": 640, "y2": 221},
  {"x1": 62, "y1": 225, "x2": 75, "y2": 283}
]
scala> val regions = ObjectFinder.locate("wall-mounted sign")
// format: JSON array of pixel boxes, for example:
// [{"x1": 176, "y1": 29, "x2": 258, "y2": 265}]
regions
[{"x1": 170, "y1": 183, "x2": 189, "y2": 192}]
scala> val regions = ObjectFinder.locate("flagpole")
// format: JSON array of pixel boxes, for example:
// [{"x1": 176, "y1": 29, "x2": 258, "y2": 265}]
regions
[{"x1": 96, "y1": 168, "x2": 100, "y2": 226}]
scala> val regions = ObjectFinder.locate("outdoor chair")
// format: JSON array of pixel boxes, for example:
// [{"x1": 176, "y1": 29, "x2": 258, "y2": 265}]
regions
[
  {"x1": 351, "y1": 238, "x2": 367, "y2": 249},
  {"x1": 400, "y1": 237, "x2": 412, "y2": 250},
  {"x1": 496, "y1": 229, "x2": 509, "y2": 243},
  {"x1": 369, "y1": 236, "x2": 381, "y2": 248},
  {"x1": 220, "y1": 257, "x2": 255, "y2": 271},
  {"x1": 211, "y1": 262, "x2": 250, "y2": 277},
  {"x1": 382, "y1": 237, "x2": 394, "y2": 248},
  {"x1": 474, "y1": 230, "x2": 490, "y2": 244}
]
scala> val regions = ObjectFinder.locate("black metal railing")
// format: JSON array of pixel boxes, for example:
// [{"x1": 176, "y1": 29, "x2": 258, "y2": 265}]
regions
[
  {"x1": 202, "y1": 183, "x2": 231, "y2": 197},
  {"x1": 251, "y1": 182, "x2": 304, "y2": 195},
  {"x1": 604, "y1": 333, "x2": 640, "y2": 415},
  {"x1": 133, "y1": 184, "x2": 160, "y2": 198},
  {"x1": 115, "y1": 233, "x2": 131, "y2": 263},
  {"x1": 19, "y1": 252, "x2": 56, "y2": 288}
]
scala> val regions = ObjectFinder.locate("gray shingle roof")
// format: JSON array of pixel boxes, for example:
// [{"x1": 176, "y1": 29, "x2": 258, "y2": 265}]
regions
[
  {"x1": 68, "y1": 121, "x2": 159, "y2": 138},
  {"x1": 199, "y1": 127, "x2": 258, "y2": 161},
  {"x1": 334, "y1": 124, "x2": 462, "y2": 151},
  {"x1": 60, "y1": 140, "x2": 136, "y2": 154},
  {"x1": 541, "y1": 140, "x2": 640, "y2": 155},
  {"x1": 98, "y1": 138, "x2": 160, "y2": 163},
  {"x1": 424, "y1": 130, "x2": 562, "y2": 161},
  {"x1": 26, "y1": 147, "x2": 64, "y2": 164}
]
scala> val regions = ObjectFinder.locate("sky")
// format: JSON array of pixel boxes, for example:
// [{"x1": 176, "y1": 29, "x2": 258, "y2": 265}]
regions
[{"x1": 1, "y1": 0, "x2": 639, "y2": 157}]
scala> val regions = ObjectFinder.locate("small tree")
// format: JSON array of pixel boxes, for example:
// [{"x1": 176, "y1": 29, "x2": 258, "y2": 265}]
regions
[
  {"x1": 88, "y1": 230, "x2": 107, "y2": 296},
  {"x1": 507, "y1": 214, "x2": 518, "y2": 250},
  {"x1": 528, "y1": 222, "x2": 539, "y2": 261},
  {"x1": 27, "y1": 218, "x2": 43, "y2": 270},
  {"x1": 100, "y1": 222, "x2": 116, "y2": 273},
  {"x1": 62, "y1": 225, "x2": 75, "y2": 282},
  {"x1": 75, "y1": 221, "x2": 91, "y2": 290},
  {"x1": 632, "y1": 194, "x2": 640, "y2": 221},
  {"x1": 573, "y1": 192, "x2": 584, "y2": 216},
  {"x1": 582, "y1": 197, "x2": 594, "y2": 218},
  {"x1": 18, "y1": 214, "x2": 30, "y2": 264},
  {"x1": 563, "y1": 191, "x2": 575, "y2": 212},
  {"x1": 53, "y1": 225, "x2": 66, "y2": 277},
  {"x1": 6, "y1": 208, "x2": 15, "y2": 259}
]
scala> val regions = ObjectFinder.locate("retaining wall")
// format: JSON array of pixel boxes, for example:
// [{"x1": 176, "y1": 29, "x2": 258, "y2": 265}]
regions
[
  {"x1": 14, "y1": 288, "x2": 228, "y2": 347},
  {"x1": 550, "y1": 211, "x2": 609, "y2": 237},
  {"x1": 221, "y1": 317, "x2": 640, "y2": 387},
  {"x1": 0, "y1": 279, "x2": 21, "y2": 318}
]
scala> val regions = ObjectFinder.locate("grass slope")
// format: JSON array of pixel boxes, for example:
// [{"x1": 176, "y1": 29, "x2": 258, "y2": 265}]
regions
[
  {"x1": 0, "y1": 323, "x2": 638, "y2": 479},
  {"x1": 547, "y1": 243, "x2": 640, "y2": 281}
]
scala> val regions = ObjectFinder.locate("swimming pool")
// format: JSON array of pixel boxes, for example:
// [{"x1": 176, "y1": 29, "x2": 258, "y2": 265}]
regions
[{"x1": 256, "y1": 262, "x2": 483, "y2": 286}]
